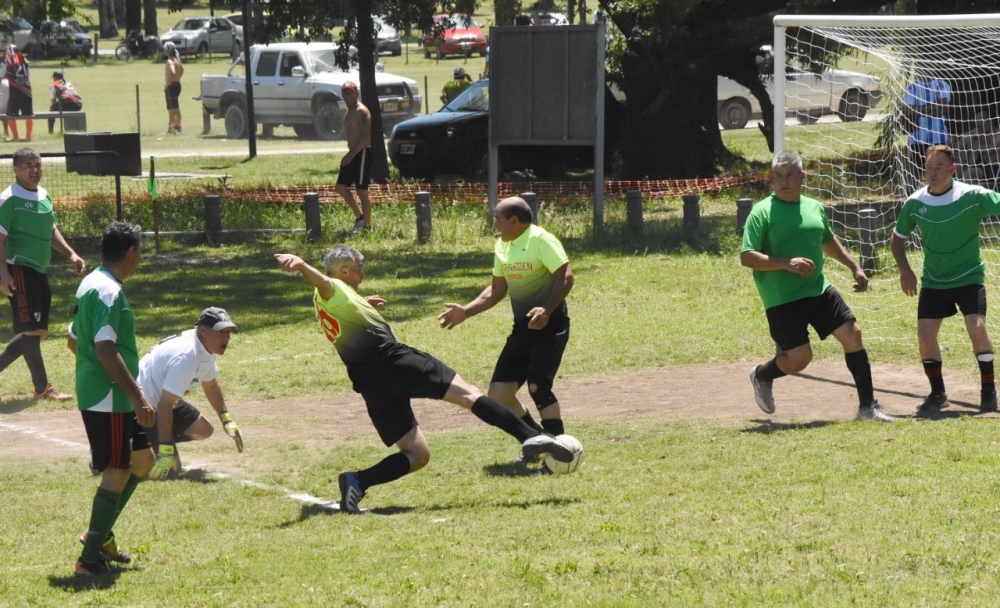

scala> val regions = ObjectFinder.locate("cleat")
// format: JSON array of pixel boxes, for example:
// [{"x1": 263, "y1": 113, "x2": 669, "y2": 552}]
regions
[
  {"x1": 857, "y1": 400, "x2": 896, "y2": 423},
  {"x1": 981, "y1": 389, "x2": 998, "y2": 413},
  {"x1": 521, "y1": 434, "x2": 573, "y2": 463},
  {"x1": 338, "y1": 472, "x2": 365, "y2": 514},
  {"x1": 916, "y1": 391, "x2": 949, "y2": 415},
  {"x1": 74, "y1": 556, "x2": 124, "y2": 577},
  {"x1": 749, "y1": 365, "x2": 775, "y2": 414},
  {"x1": 34, "y1": 383, "x2": 73, "y2": 401},
  {"x1": 350, "y1": 216, "x2": 366, "y2": 234},
  {"x1": 80, "y1": 531, "x2": 132, "y2": 564}
]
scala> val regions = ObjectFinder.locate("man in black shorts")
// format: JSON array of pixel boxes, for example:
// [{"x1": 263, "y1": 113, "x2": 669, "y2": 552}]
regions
[
  {"x1": 0, "y1": 148, "x2": 86, "y2": 400},
  {"x1": 438, "y1": 197, "x2": 574, "y2": 439},
  {"x1": 4, "y1": 44, "x2": 33, "y2": 141},
  {"x1": 891, "y1": 145, "x2": 1000, "y2": 414},
  {"x1": 335, "y1": 81, "x2": 373, "y2": 233},
  {"x1": 742, "y1": 150, "x2": 895, "y2": 422},
  {"x1": 275, "y1": 245, "x2": 574, "y2": 514}
]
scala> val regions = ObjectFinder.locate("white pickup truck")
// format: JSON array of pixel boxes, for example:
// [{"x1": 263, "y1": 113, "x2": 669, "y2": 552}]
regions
[{"x1": 200, "y1": 42, "x2": 422, "y2": 139}]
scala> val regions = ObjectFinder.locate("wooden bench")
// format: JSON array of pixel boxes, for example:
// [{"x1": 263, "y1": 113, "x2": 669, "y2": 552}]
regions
[{"x1": 0, "y1": 111, "x2": 87, "y2": 133}]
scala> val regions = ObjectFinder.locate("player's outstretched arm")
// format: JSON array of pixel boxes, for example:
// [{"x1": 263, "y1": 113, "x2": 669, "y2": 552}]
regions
[
  {"x1": 274, "y1": 253, "x2": 334, "y2": 300},
  {"x1": 438, "y1": 276, "x2": 508, "y2": 329}
]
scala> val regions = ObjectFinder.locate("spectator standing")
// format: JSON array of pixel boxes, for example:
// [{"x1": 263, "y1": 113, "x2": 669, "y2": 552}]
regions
[
  {"x1": 48, "y1": 70, "x2": 82, "y2": 135},
  {"x1": 440, "y1": 67, "x2": 473, "y2": 105},
  {"x1": 0, "y1": 148, "x2": 86, "y2": 400},
  {"x1": 4, "y1": 44, "x2": 32, "y2": 142},
  {"x1": 335, "y1": 81, "x2": 373, "y2": 233},
  {"x1": 164, "y1": 41, "x2": 184, "y2": 134},
  {"x1": 904, "y1": 71, "x2": 951, "y2": 169}
]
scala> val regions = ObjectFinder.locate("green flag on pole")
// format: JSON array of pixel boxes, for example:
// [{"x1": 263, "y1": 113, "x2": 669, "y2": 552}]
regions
[{"x1": 147, "y1": 156, "x2": 157, "y2": 200}]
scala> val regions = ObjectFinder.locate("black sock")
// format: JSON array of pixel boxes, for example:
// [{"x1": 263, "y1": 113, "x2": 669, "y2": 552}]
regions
[
  {"x1": 977, "y1": 352, "x2": 995, "y2": 394},
  {"x1": 923, "y1": 359, "x2": 945, "y2": 394},
  {"x1": 541, "y1": 418, "x2": 564, "y2": 436},
  {"x1": 0, "y1": 333, "x2": 27, "y2": 373},
  {"x1": 520, "y1": 411, "x2": 544, "y2": 433},
  {"x1": 355, "y1": 452, "x2": 411, "y2": 492},
  {"x1": 756, "y1": 357, "x2": 787, "y2": 382},
  {"x1": 20, "y1": 334, "x2": 47, "y2": 393},
  {"x1": 471, "y1": 396, "x2": 537, "y2": 443},
  {"x1": 845, "y1": 349, "x2": 875, "y2": 407}
]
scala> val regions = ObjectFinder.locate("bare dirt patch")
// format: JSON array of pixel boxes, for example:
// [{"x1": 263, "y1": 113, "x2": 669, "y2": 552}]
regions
[{"x1": 1, "y1": 361, "x2": 990, "y2": 471}]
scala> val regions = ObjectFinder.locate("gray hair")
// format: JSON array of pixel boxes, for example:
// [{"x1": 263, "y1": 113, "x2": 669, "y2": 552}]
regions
[
  {"x1": 12, "y1": 147, "x2": 40, "y2": 167},
  {"x1": 323, "y1": 244, "x2": 362, "y2": 275},
  {"x1": 772, "y1": 150, "x2": 803, "y2": 172}
]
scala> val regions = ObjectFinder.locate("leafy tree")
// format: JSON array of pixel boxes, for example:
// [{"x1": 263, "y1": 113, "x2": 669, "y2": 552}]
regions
[{"x1": 235, "y1": 0, "x2": 476, "y2": 182}]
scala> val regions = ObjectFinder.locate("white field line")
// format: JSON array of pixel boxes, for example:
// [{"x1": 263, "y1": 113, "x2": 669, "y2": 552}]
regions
[{"x1": 0, "y1": 421, "x2": 353, "y2": 513}]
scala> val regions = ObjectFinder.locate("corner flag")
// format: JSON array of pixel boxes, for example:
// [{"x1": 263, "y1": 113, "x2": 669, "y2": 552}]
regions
[{"x1": 147, "y1": 156, "x2": 157, "y2": 200}]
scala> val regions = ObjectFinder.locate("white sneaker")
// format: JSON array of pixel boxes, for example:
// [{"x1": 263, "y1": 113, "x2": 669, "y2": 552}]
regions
[
  {"x1": 749, "y1": 365, "x2": 775, "y2": 414},
  {"x1": 857, "y1": 400, "x2": 896, "y2": 423}
]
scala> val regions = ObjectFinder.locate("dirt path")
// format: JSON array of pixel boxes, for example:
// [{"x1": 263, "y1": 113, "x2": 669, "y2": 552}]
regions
[{"x1": 1, "y1": 361, "x2": 990, "y2": 470}]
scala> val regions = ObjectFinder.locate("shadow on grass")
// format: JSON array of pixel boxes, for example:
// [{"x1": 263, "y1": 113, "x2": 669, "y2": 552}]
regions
[
  {"x1": 742, "y1": 419, "x2": 837, "y2": 434},
  {"x1": 425, "y1": 496, "x2": 581, "y2": 512},
  {"x1": 483, "y1": 461, "x2": 546, "y2": 477},
  {"x1": 175, "y1": 468, "x2": 223, "y2": 484},
  {"x1": 0, "y1": 397, "x2": 38, "y2": 415},
  {"x1": 48, "y1": 570, "x2": 124, "y2": 591}
]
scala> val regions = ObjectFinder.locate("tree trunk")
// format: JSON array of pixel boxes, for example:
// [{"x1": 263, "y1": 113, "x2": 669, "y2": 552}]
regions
[
  {"x1": 125, "y1": 0, "x2": 141, "y2": 34},
  {"x1": 144, "y1": 0, "x2": 157, "y2": 36},
  {"x1": 98, "y1": 0, "x2": 119, "y2": 39},
  {"x1": 114, "y1": 0, "x2": 127, "y2": 28},
  {"x1": 494, "y1": 0, "x2": 518, "y2": 27},
  {"x1": 355, "y1": 3, "x2": 390, "y2": 183}
]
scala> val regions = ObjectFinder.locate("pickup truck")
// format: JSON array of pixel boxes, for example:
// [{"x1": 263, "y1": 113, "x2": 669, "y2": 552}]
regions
[{"x1": 200, "y1": 42, "x2": 422, "y2": 140}]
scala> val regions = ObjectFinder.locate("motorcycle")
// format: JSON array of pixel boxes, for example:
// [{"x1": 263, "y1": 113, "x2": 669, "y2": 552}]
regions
[{"x1": 115, "y1": 30, "x2": 161, "y2": 61}]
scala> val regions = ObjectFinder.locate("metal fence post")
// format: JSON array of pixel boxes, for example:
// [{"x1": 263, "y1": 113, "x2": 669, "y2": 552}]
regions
[
  {"x1": 859, "y1": 207, "x2": 877, "y2": 274},
  {"x1": 682, "y1": 194, "x2": 700, "y2": 238},
  {"x1": 521, "y1": 191, "x2": 538, "y2": 223},
  {"x1": 302, "y1": 192, "x2": 322, "y2": 242},
  {"x1": 415, "y1": 191, "x2": 432, "y2": 244},
  {"x1": 626, "y1": 190, "x2": 643, "y2": 234},
  {"x1": 204, "y1": 194, "x2": 222, "y2": 246},
  {"x1": 736, "y1": 198, "x2": 753, "y2": 234}
]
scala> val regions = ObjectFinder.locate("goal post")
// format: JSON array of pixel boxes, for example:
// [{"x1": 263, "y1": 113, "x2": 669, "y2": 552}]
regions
[{"x1": 770, "y1": 14, "x2": 1000, "y2": 348}]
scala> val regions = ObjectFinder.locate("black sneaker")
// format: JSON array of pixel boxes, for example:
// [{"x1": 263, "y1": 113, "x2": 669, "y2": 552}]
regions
[
  {"x1": 74, "y1": 556, "x2": 124, "y2": 577},
  {"x1": 916, "y1": 391, "x2": 949, "y2": 415},
  {"x1": 338, "y1": 471, "x2": 365, "y2": 514},
  {"x1": 351, "y1": 216, "x2": 366, "y2": 234},
  {"x1": 521, "y1": 434, "x2": 573, "y2": 463},
  {"x1": 982, "y1": 389, "x2": 998, "y2": 413},
  {"x1": 79, "y1": 530, "x2": 132, "y2": 564}
]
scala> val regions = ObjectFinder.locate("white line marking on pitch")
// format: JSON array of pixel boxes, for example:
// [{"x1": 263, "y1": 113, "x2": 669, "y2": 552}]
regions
[{"x1": 1, "y1": 420, "x2": 354, "y2": 513}]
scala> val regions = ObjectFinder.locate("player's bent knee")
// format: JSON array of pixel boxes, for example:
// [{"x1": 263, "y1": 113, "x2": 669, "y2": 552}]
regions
[{"x1": 527, "y1": 379, "x2": 558, "y2": 409}]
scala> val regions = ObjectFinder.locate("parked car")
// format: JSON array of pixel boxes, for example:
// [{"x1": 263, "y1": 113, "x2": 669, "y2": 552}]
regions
[
  {"x1": 389, "y1": 79, "x2": 625, "y2": 181},
  {"x1": 160, "y1": 17, "x2": 241, "y2": 59},
  {"x1": 718, "y1": 47, "x2": 883, "y2": 129},
  {"x1": 0, "y1": 16, "x2": 34, "y2": 53},
  {"x1": 33, "y1": 19, "x2": 92, "y2": 58},
  {"x1": 373, "y1": 16, "x2": 401, "y2": 56},
  {"x1": 422, "y1": 14, "x2": 487, "y2": 59}
]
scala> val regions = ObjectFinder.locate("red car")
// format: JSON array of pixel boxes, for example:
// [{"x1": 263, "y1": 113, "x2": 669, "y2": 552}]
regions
[{"x1": 422, "y1": 14, "x2": 487, "y2": 59}]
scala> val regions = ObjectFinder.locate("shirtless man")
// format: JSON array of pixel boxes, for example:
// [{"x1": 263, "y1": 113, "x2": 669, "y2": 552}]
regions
[
  {"x1": 163, "y1": 42, "x2": 184, "y2": 134},
  {"x1": 335, "y1": 81, "x2": 373, "y2": 233}
]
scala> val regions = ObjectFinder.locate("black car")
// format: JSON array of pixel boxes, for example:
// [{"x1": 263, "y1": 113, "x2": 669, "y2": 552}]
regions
[
  {"x1": 33, "y1": 19, "x2": 92, "y2": 58},
  {"x1": 388, "y1": 79, "x2": 625, "y2": 181}
]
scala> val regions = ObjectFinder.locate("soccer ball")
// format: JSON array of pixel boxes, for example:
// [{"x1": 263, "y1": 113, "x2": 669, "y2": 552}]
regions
[{"x1": 544, "y1": 434, "x2": 584, "y2": 474}]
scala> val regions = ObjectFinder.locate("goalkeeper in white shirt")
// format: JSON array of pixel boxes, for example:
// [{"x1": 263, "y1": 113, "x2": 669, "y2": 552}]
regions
[{"x1": 141, "y1": 307, "x2": 243, "y2": 480}]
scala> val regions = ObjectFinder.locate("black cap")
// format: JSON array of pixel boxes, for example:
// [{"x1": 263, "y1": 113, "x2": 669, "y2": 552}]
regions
[
  {"x1": 52, "y1": 70, "x2": 63, "y2": 79},
  {"x1": 197, "y1": 307, "x2": 238, "y2": 331}
]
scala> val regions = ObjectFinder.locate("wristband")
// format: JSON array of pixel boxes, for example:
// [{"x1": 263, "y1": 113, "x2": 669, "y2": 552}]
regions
[
  {"x1": 159, "y1": 443, "x2": 175, "y2": 456},
  {"x1": 220, "y1": 412, "x2": 232, "y2": 423}
]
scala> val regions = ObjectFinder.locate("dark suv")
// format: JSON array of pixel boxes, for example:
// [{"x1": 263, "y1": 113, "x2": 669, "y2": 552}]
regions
[{"x1": 389, "y1": 79, "x2": 625, "y2": 181}]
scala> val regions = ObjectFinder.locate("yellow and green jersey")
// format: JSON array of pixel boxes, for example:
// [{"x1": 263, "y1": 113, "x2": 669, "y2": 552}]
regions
[
  {"x1": 741, "y1": 194, "x2": 833, "y2": 310},
  {"x1": 0, "y1": 183, "x2": 55, "y2": 273},
  {"x1": 894, "y1": 180, "x2": 1000, "y2": 289},
  {"x1": 313, "y1": 277, "x2": 399, "y2": 383},
  {"x1": 494, "y1": 224, "x2": 570, "y2": 320}
]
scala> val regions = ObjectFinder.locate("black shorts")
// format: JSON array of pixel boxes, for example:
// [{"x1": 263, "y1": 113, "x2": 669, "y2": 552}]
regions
[
  {"x1": 918, "y1": 284, "x2": 987, "y2": 319},
  {"x1": 765, "y1": 286, "x2": 856, "y2": 351},
  {"x1": 356, "y1": 345, "x2": 457, "y2": 446},
  {"x1": 7, "y1": 87, "x2": 32, "y2": 117},
  {"x1": 336, "y1": 148, "x2": 373, "y2": 189},
  {"x1": 148, "y1": 399, "x2": 202, "y2": 451},
  {"x1": 165, "y1": 82, "x2": 181, "y2": 110},
  {"x1": 7, "y1": 264, "x2": 50, "y2": 333},
  {"x1": 81, "y1": 410, "x2": 151, "y2": 473},
  {"x1": 491, "y1": 313, "x2": 570, "y2": 391}
]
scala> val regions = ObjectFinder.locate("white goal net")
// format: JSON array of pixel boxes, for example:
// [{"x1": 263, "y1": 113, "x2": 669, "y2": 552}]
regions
[{"x1": 774, "y1": 14, "x2": 1000, "y2": 352}]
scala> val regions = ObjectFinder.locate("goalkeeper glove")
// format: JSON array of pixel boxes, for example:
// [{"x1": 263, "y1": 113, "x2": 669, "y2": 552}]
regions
[
  {"x1": 220, "y1": 412, "x2": 243, "y2": 453},
  {"x1": 149, "y1": 443, "x2": 177, "y2": 481}
]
